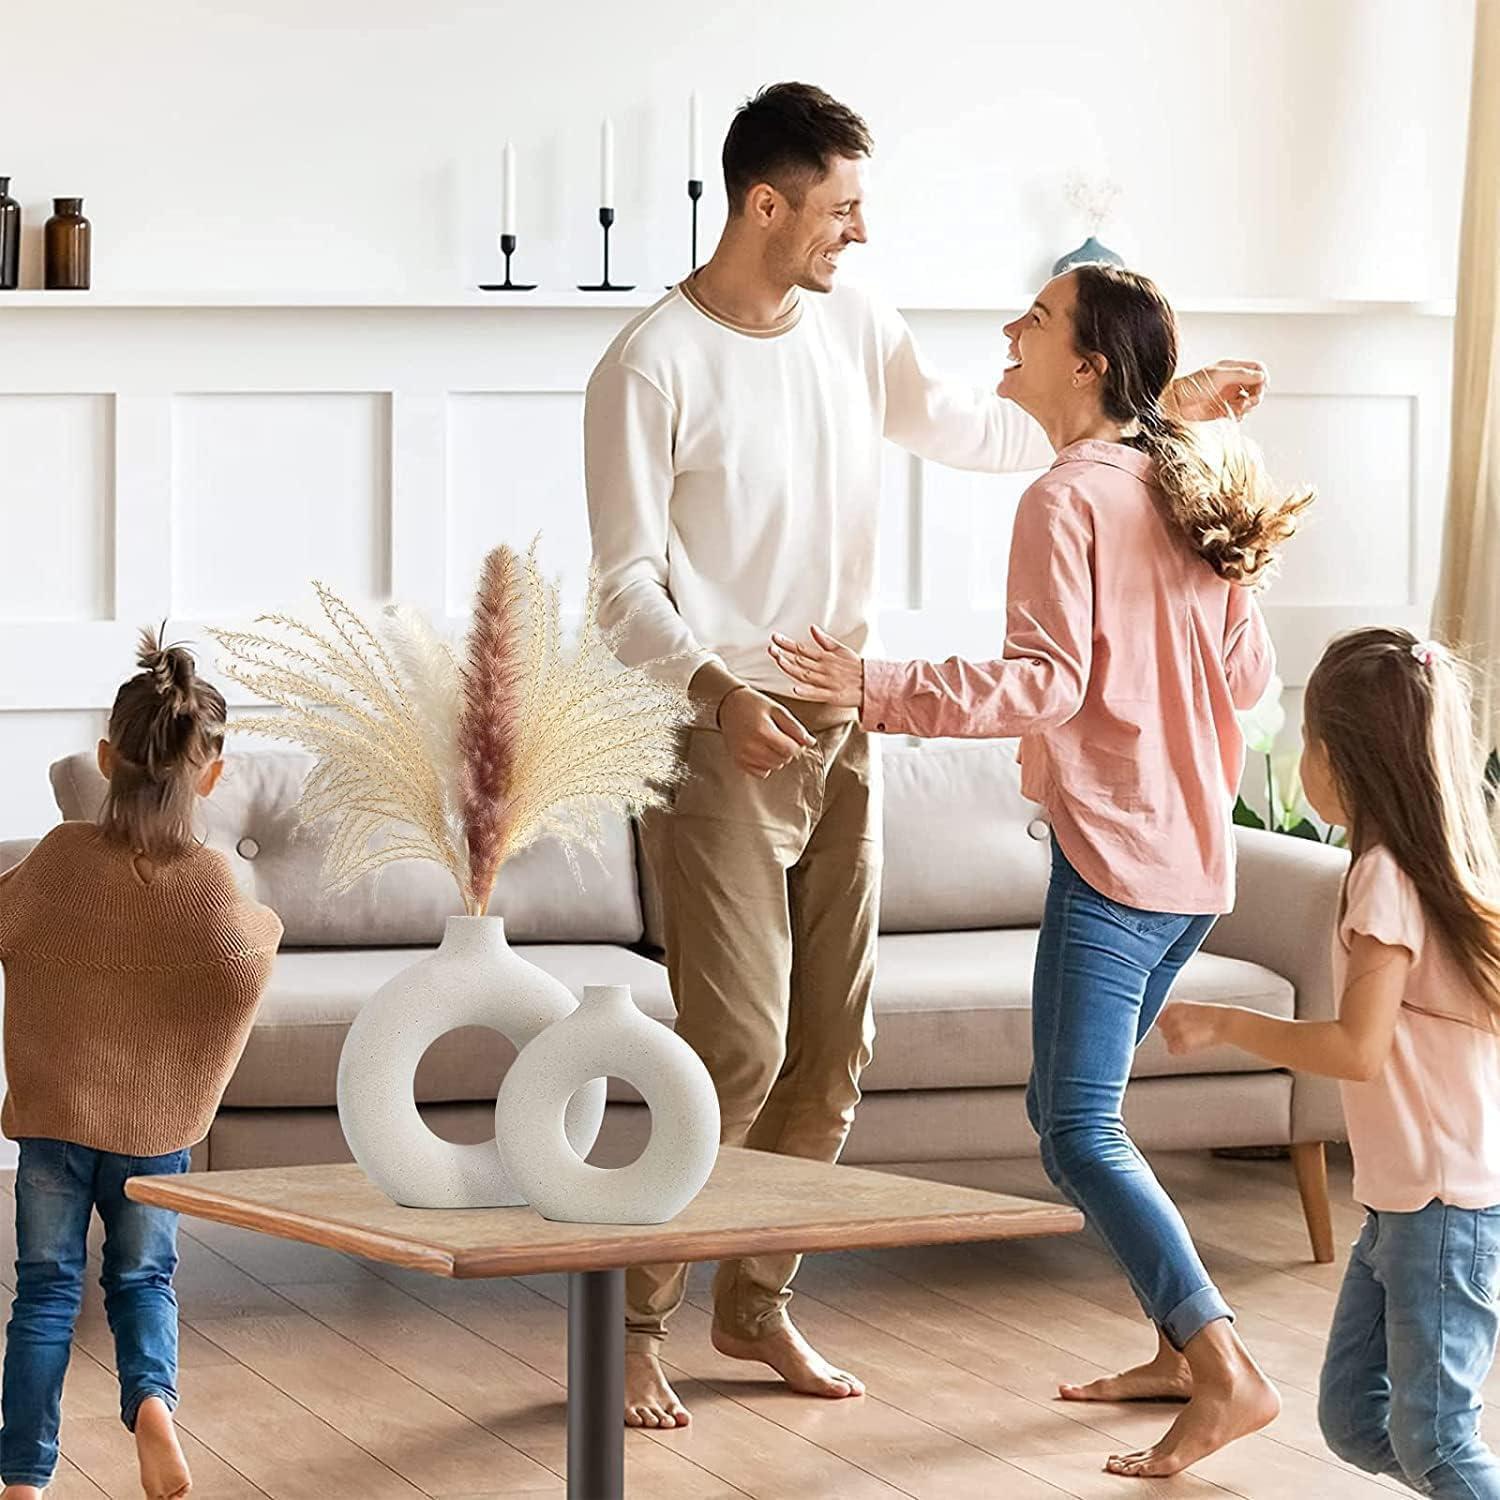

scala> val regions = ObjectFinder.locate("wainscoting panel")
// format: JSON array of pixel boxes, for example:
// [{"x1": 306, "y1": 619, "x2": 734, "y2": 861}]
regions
[
  {"x1": 171, "y1": 392, "x2": 392, "y2": 616},
  {"x1": 1250, "y1": 393, "x2": 1415, "y2": 608},
  {"x1": 445, "y1": 390, "x2": 590, "y2": 615},
  {"x1": 0, "y1": 394, "x2": 115, "y2": 623}
]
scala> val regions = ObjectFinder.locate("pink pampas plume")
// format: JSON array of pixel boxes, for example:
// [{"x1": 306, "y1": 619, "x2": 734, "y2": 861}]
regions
[{"x1": 458, "y1": 545, "x2": 528, "y2": 913}]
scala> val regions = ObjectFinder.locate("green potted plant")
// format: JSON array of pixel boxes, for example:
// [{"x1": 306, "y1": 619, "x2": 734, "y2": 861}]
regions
[{"x1": 1233, "y1": 675, "x2": 1344, "y2": 845}]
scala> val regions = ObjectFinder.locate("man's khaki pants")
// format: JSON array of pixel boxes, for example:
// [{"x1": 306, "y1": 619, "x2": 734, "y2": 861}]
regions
[{"x1": 627, "y1": 704, "x2": 882, "y2": 1352}]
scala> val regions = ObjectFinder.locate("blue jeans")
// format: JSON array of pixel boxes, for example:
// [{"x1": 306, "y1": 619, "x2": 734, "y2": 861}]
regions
[
  {"x1": 1320, "y1": 1201, "x2": 1500, "y2": 1498},
  {"x1": 1026, "y1": 838, "x2": 1231, "y2": 1350},
  {"x1": 1, "y1": 1138, "x2": 189, "y2": 1489}
]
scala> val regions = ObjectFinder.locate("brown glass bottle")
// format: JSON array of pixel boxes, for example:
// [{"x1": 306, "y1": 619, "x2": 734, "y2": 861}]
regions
[
  {"x1": 44, "y1": 198, "x2": 90, "y2": 289},
  {"x1": 0, "y1": 178, "x2": 18, "y2": 289}
]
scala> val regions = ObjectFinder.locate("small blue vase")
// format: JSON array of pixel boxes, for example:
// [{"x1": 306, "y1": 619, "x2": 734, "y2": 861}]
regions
[{"x1": 1052, "y1": 235, "x2": 1125, "y2": 275}]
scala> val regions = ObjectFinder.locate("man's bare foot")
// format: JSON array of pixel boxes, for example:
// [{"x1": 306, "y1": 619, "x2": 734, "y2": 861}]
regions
[
  {"x1": 1060, "y1": 1330, "x2": 1192, "y2": 1403},
  {"x1": 711, "y1": 1319, "x2": 864, "y2": 1399},
  {"x1": 624, "y1": 1350, "x2": 691, "y2": 1429},
  {"x1": 2, "y1": 1486, "x2": 44, "y2": 1499},
  {"x1": 1104, "y1": 1321, "x2": 1280, "y2": 1478},
  {"x1": 134, "y1": 1396, "x2": 192, "y2": 1499}
]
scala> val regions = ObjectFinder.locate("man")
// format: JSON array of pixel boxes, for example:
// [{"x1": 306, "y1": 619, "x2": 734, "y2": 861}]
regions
[{"x1": 584, "y1": 81, "x2": 1264, "y2": 1430}]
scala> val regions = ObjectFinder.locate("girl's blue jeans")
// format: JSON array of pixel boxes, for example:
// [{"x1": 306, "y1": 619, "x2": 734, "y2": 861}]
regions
[
  {"x1": 1, "y1": 1137, "x2": 189, "y2": 1489},
  {"x1": 1320, "y1": 1201, "x2": 1500, "y2": 1498}
]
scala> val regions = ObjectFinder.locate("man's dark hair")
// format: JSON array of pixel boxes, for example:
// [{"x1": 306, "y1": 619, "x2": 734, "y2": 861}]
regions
[{"x1": 722, "y1": 82, "x2": 873, "y2": 212}]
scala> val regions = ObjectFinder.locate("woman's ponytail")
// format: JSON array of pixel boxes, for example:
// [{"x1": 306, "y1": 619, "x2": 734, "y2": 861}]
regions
[{"x1": 1072, "y1": 264, "x2": 1314, "y2": 586}]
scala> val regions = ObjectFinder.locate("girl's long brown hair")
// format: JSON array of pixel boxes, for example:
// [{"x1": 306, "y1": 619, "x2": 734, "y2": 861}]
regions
[
  {"x1": 1305, "y1": 626, "x2": 1500, "y2": 1018},
  {"x1": 98, "y1": 628, "x2": 227, "y2": 858},
  {"x1": 1069, "y1": 264, "x2": 1315, "y2": 585}
]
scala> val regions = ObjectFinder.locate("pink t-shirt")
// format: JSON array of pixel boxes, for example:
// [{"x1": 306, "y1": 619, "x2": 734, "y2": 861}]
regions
[
  {"x1": 1335, "y1": 846, "x2": 1500, "y2": 1212},
  {"x1": 861, "y1": 441, "x2": 1273, "y2": 913}
]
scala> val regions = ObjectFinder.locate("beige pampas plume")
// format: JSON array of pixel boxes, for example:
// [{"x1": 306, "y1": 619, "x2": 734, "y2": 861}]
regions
[
  {"x1": 206, "y1": 583, "x2": 470, "y2": 903},
  {"x1": 494, "y1": 553, "x2": 691, "y2": 875},
  {"x1": 381, "y1": 605, "x2": 464, "y2": 772}
]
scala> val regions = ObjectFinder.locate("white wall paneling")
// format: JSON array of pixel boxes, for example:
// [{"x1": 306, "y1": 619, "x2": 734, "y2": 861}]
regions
[
  {"x1": 445, "y1": 391, "x2": 591, "y2": 615},
  {"x1": 0, "y1": 394, "x2": 114, "y2": 623},
  {"x1": 172, "y1": 392, "x2": 393, "y2": 615},
  {"x1": 0, "y1": 298, "x2": 1455, "y2": 839}
]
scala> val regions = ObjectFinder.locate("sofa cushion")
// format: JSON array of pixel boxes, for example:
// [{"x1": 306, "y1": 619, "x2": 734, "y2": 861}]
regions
[
  {"x1": 862, "y1": 930, "x2": 1293, "y2": 1090},
  {"x1": 879, "y1": 745, "x2": 1052, "y2": 932},
  {"x1": 50, "y1": 751, "x2": 643, "y2": 947},
  {"x1": 639, "y1": 742, "x2": 1052, "y2": 950},
  {"x1": 224, "y1": 930, "x2": 1290, "y2": 1109}
]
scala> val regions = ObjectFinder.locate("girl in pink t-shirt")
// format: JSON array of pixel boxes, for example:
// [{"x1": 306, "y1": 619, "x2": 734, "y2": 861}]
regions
[{"x1": 1161, "y1": 626, "x2": 1500, "y2": 1498}]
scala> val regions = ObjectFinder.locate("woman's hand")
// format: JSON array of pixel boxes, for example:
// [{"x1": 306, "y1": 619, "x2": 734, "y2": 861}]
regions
[
  {"x1": 768, "y1": 626, "x2": 865, "y2": 709},
  {"x1": 1167, "y1": 361, "x2": 1267, "y2": 422},
  {"x1": 1156, "y1": 1001, "x2": 1230, "y2": 1056}
]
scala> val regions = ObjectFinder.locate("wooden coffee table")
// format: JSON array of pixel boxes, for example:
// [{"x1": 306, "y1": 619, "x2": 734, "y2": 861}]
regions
[{"x1": 128, "y1": 1146, "x2": 1082, "y2": 1500}]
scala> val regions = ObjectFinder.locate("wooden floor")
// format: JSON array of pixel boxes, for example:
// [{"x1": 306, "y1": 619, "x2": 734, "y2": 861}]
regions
[{"x1": 6, "y1": 1147, "x2": 1490, "y2": 1499}]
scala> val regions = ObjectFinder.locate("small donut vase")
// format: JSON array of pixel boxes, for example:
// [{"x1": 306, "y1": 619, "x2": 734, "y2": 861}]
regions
[
  {"x1": 495, "y1": 984, "x2": 720, "y2": 1224},
  {"x1": 337, "y1": 915, "x2": 606, "y2": 1208}
]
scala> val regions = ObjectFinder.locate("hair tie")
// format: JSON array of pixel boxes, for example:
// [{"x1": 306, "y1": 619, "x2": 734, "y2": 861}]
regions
[{"x1": 1410, "y1": 639, "x2": 1442, "y2": 668}]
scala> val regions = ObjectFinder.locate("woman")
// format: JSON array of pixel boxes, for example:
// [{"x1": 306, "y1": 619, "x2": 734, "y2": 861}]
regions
[{"x1": 769, "y1": 263, "x2": 1313, "y2": 1478}]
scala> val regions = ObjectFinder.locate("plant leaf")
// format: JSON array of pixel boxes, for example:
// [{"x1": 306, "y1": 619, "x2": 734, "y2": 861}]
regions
[{"x1": 1232, "y1": 796, "x2": 1267, "y2": 831}]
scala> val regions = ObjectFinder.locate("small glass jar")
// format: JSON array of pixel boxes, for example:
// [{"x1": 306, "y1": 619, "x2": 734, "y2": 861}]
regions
[{"x1": 44, "y1": 197, "x2": 91, "y2": 290}]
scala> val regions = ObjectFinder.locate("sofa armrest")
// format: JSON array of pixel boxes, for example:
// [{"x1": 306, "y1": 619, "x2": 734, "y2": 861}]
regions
[
  {"x1": 1202, "y1": 827, "x2": 1350, "y2": 1143},
  {"x1": 0, "y1": 839, "x2": 38, "y2": 877}
]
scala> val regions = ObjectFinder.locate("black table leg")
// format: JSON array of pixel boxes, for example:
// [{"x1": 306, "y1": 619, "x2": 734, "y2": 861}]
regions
[{"x1": 567, "y1": 1268, "x2": 625, "y2": 1499}]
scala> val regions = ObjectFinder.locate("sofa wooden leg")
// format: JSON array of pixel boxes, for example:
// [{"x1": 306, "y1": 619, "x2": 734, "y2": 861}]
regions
[{"x1": 1291, "y1": 1141, "x2": 1335, "y2": 1264}]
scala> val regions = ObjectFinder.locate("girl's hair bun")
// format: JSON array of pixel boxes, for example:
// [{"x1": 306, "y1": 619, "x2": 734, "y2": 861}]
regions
[{"x1": 136, "y1": 625, "x2": 198, "y2": 716}]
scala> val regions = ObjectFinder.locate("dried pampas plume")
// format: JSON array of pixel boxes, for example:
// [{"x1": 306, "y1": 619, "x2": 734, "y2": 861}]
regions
[
  {"x1": 207, "y1": 542, "x2": 692, "y2": 917},
  {"x1": 206, "y1": 584, "x2": 471, "y2": 901},
  {"x1": 459, "y1": 546, "x2": 528, "y2": 913},
  {"x1": 458, "y1": 541, "x2": 692, "y2": 913}
]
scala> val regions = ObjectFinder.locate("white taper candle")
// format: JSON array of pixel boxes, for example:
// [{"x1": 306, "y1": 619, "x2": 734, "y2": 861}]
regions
[
  {"x1": 600, "y1": 118, "x2": 615, "y2": 209},
  {"x1": 501, "y1": 141, "x2": 516, "y2": 236},
  {"x1": 689, "y1": 92, "x2": 702, "y2": 180}
]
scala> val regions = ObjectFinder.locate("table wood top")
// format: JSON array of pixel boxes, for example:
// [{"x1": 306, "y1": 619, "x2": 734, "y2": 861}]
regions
[{"x1": 126, "y1": 1147, "x2": 1083, "y2": 1279}]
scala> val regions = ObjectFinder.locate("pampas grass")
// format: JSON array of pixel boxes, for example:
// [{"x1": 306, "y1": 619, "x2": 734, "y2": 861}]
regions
[
  {"x1": 464, "y1": 544, "x2": 690, "y2": 910},
  {"x1": 208, "y1": 543, "x2": 692, "y2": 915},
  {"x1": 206, "y1": 583, "x2": 471, "y2": 900},
  {"x1": 458, "y1": 546, "x2": 528, "y2": 914}
]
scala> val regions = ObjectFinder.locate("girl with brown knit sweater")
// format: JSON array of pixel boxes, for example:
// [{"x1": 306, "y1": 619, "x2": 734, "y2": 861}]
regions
[{"x1": 0, "y1": 634, "x2": 283, "y2": 1500}]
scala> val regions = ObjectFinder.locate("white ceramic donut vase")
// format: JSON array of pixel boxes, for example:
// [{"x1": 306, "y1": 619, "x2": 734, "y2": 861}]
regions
[
  {"x1": 337, "y1": 915, "x2": 606, "y2": 1209},
  {"x1": 495, "y1": 984, "x2": 721, "y2": 1224}
]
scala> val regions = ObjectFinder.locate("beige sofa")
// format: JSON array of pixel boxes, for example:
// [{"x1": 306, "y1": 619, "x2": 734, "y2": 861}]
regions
[{"x1": 1, "y1": 743, "x2": 1350, "y2": 1258}]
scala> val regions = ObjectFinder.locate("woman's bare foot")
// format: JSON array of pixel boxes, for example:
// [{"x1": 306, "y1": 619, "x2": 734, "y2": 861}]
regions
[
  {"x1": 624, "y1": 1350, "x2": 691, "y2": 1429},
  {"x1": 1060, "y1": 1329, "x2": 1192, "y2": 1403},
  {"x1": 711, "y1": 1319, "x2": 864, "y2": 1399},
  {"x1": 134, "y1": 1396, "x2": 192, "y2": 1499},
  {"x1": 1104, "y1": 1319, "x2": 1280, "y2": 1478},
  {"x1": 2, "y1": 1486, "x2": 45, "y2": 1499}
]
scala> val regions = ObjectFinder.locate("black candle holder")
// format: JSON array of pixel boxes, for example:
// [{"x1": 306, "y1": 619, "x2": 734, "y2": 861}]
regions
[
  {"x1": 669, "y1": 179, "x2": 705, "y2": 287},
  {"x1": 687, "y1": 178, "x2": 703, "y2": 269},
  {"x1": 578, "y1": 207, "x2": 634, "y2": 291},
  {"x1": 479, "y1": 234, "x2": 536, "y2": 292}
]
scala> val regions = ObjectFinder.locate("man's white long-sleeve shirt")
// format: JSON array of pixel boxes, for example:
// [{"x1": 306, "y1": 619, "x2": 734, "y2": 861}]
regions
[{"x1": 584, "y1": 278, "x2": 1052, "y2": 700}]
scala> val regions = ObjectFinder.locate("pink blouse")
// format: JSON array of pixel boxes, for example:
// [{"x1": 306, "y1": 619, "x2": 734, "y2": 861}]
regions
[
  {"x1": 1334, "y1": 847, "x2": 1500, "y2": 1212},
  {"x1": 862, "y1": 441, "x2": 1273, "y2": 914}
]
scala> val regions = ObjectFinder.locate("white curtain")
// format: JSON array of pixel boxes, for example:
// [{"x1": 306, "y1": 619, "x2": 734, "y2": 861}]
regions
[{"x1": 1434, "y1": 0, "x2": 1500, "y2": 759}]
